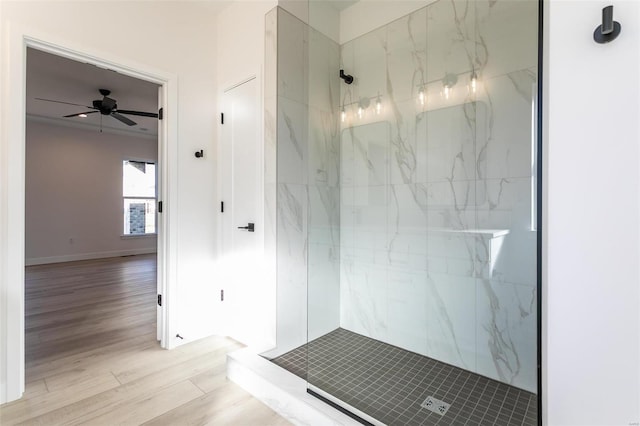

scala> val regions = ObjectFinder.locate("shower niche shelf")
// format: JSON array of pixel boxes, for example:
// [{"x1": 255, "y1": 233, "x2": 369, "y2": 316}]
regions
[
  {"x1": 427, "y1": 228, "x2": 510, "y2": 238},
  {"x1": 426, "y1": 228, "x2": 510, "y2": 279}
]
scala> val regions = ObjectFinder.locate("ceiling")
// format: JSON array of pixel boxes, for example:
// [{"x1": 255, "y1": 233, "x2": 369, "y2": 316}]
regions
[
  {"x1": 325, "y1": 0, "x2": 358, "y2": 12},
  {"x1": 24, "y1": 1, "x2": 354, "y2": 138},
  {"x1": 26, "y1": 48, "x2": 160, "y2": 137}
]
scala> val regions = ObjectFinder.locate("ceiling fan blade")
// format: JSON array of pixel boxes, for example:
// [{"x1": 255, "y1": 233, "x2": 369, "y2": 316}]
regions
[
  {"x1": 64, "y1": 111, "x2": 99, "y2": 118},
  {"x1": 35, "y1": 98, "x2": 95, "y2": 109},
  {"x1": 111, "y1": 112, "x2": 137, "y2": 126},
  {"x1": 116, "y1": 109, "x2": 159, "y2": 118}
]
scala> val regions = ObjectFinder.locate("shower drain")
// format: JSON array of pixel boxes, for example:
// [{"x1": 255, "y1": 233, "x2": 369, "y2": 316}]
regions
[{"x1": 420, "y1": 396, "x2": 451, "y2": 416}]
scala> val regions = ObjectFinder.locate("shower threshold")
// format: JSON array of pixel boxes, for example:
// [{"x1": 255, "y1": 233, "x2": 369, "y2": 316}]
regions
[{"x1": 269, "y1": 328, "x2": 537, "y2": 426}]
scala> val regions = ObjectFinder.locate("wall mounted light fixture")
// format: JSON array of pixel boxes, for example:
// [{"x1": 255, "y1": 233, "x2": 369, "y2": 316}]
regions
[
  {"x1": 340, "y1": 94, "x2": 383, "y2": 123},
  {"x1": 414, "y1": 69, "x2": 482, "y2": 110}
]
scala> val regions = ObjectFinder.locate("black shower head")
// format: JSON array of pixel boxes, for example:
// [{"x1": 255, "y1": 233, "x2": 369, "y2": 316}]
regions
[{"x1": 340, "y1": 69, "x2": 354, "y2": 84}]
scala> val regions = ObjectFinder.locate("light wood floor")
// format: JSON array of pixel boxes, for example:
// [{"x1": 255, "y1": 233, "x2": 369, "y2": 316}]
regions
[{"x1": 0, "y1": 255, "x2": 290, "y2": 426}]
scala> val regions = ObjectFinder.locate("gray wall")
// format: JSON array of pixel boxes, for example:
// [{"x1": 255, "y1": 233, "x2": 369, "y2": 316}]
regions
[{"x1": 26, "y1": 120, "x2": 157, "y2": 264}]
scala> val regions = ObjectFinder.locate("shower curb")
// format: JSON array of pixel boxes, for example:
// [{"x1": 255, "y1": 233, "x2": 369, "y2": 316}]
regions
[{"x1": 227, "y1": 348, "x2": 362, "y2": 426}]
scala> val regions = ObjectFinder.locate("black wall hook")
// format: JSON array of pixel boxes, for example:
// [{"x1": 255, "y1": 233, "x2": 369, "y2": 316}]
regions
[
  {"x1": 195, "y1": 150, "x2": 204, "y2": 158},
  {"x1": 340, "y1": 69, "x2": 354, "y2": 85},
  {"x1": 594, "y1": 5, "x2": 621, "y2": 43}
]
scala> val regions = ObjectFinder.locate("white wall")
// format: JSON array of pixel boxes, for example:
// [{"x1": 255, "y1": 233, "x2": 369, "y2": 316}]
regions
[
  {"x1": 25, "y1": 120, "x2": 157, "y2": 265},
  {"x1": 0, "y1": 0, "x2": 220, "y2": 403},
  {"x1": 216, "y1": 1, "x2": 277, "y2": 90},
  {"x1": 545, "y1": 1, "x2": 640, "y2": 425}
]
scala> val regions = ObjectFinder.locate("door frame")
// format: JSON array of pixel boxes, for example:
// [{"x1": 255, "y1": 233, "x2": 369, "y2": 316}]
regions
[{"x1": 0, "y1": 24, "x2": 179, "y2": 403}]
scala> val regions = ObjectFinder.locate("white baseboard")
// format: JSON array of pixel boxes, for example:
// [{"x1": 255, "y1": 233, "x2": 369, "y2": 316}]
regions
[{"x1": 25, "y1": 248, "x2": 157, "y2": 266}]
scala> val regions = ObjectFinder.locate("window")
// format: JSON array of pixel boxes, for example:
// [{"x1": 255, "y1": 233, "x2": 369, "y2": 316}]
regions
[{"x1": 123, "y1": 160, "x2": 156, "y2": 235}]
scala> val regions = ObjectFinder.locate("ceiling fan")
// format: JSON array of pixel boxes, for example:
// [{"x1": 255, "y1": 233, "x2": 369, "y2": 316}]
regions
[{"x1": 36, "y1": 88, "x2": 158, "y2": 127}]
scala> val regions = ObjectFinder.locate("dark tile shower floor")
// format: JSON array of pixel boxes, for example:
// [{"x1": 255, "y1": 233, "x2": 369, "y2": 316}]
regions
[{"x1": 270, "y1": 328, "x2": 537, "y2": 426}]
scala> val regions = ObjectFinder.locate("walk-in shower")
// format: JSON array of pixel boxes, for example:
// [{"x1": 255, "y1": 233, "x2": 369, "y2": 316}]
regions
[{"x1": 264, "y1": 1, "x2": 540, "y2": 424}]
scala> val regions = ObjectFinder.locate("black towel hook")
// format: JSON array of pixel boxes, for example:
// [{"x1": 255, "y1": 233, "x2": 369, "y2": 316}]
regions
[{"x1": 594, "y1": 5, "x2": 621, "y2": 43}]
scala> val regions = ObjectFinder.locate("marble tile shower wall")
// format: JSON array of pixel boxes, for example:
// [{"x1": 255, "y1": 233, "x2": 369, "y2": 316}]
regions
[
  {"x1": 268, "y1": 7, "x2": 342, "y2": 354},
  {"x1": 338, "y1": 0, "x2": 538, "y2": 393},
  {"x1": 307, "y1": 22, "x2": 342, "y2": 343}
]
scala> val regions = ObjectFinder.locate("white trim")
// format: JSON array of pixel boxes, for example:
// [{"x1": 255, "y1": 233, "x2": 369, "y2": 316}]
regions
[
  {"x1": 223, "y1": 75, "x2": 257, "y2": 93},
  {"x1": 2, "y1": 19, "x2": 28, "y2": 405},
  {"x1": 1, "y1": 22, "x2": 179, "y2": 403},
  {"x1": 121, "y1": 233, "x2": 157, "y2": 239},
  {"x1": 25, "y1": 249, "x2": 157, "y2": 266}
]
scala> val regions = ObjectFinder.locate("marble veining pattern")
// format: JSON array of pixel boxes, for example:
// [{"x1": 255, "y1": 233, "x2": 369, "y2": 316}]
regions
[
  {"x1": 336, "y1": 0, "x2": 538, "y2": 393},
  {"x1": 272, "y1": 7, "x2": 342, "y2": 354}
]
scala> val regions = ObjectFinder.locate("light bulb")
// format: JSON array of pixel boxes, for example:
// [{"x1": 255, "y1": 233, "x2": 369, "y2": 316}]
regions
[
  {"x1": 418, "y1": 88, "x2": 425, "y2": 106},
  {"x1": 442, "y1": 73, "x2": 457, "y2": 100},
  {"x1": 470, "y1": 72, "x2": 478, "y2": 93},
  {"x1": 375, "y1": 97, "x2": 382, "y2": 115},
  {"x1": 341, "y1": 108, "x2": 346, "y2": 123},
  {"x1": 358, "y1": 106, "x2": 363, "y2": 119},
  {"x1": 79, "y1": 113, "x2": 88, "y2": 118}
]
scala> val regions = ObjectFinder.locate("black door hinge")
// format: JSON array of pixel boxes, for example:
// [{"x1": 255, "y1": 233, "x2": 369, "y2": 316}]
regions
[
  {"x1": 220, "y1": 289, "x2": 224, "y2": 301},
  {"x1": 157, "y1": 294, "x2": 162, "y2": 306},
  {"x1": 158, "y1": 201, "x2": 163, "y2": 213},
  {"x1": 221, "y1": 201, "x2": 224, "y2": 213},
  {"x1": 159, "y1": 107, "x2": 164, "y2": 120},
  {"x1": 221, "y1": 113, "x2": 224, "y2": 124}
]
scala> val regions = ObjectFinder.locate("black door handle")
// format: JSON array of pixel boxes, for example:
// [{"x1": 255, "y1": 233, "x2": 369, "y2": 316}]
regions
[{"x1": 237, "y1": 222, "x2": 255, "y2": 232}]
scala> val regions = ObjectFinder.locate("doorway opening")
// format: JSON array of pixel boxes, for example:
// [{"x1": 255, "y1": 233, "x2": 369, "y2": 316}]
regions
[
  {"x1": 2, "y1": 30, "x2": 178, "y2": 403},
  {"x1": 25, "y1": 46, "x2": 163, "y2": 372},
  {"x1": 24, "y1": 46, "x2": 163, "y2": 372}
]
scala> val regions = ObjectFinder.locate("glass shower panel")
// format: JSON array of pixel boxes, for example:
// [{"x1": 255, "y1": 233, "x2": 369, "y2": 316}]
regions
[
  {"x1": 306, "y1": 2, "x2": 342, "y2": 346},
  {"x1": 300, "y1": 0, "x2": 539, "y2": 424},
  {"x1": 472, "y1": 0, "x2": 539, "y2": 393}
]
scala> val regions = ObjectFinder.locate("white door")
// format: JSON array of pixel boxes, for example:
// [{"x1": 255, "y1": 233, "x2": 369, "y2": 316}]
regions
[{"x1": 220, "y1": 77, "x2": 269, "y2": 349}]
